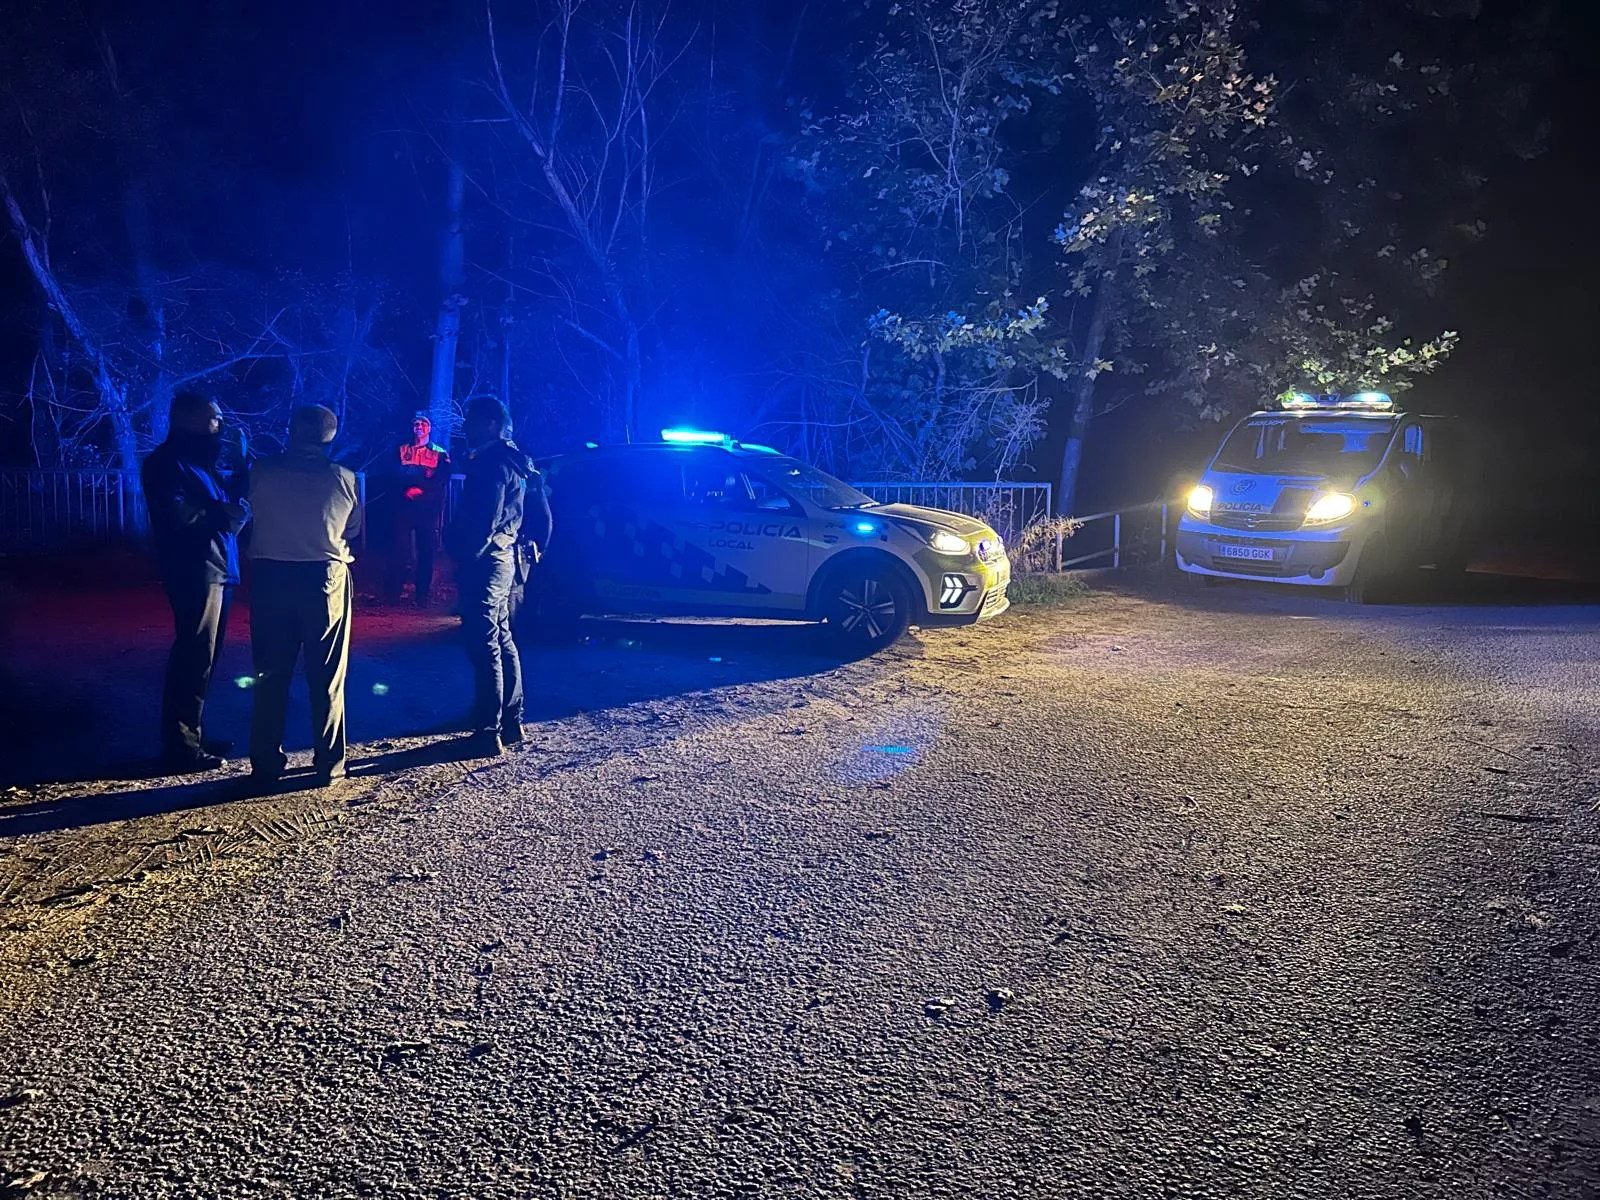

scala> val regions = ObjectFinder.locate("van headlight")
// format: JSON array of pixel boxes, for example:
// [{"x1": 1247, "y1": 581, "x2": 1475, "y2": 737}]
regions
[
  {"x1": 1186, "y1": 485, "x2": 1214, "y2": 519},
  {"x1": 1304, "y1": 492, "x2": 1357, "y2": 525},
  {"x1": 928, "y1": 529, "x2": 971, "y2": 556}
]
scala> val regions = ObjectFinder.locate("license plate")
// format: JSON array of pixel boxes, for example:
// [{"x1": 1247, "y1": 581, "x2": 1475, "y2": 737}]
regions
[{"x1": 1217, "y1": 544, "x2": 1277, "y2": 561}]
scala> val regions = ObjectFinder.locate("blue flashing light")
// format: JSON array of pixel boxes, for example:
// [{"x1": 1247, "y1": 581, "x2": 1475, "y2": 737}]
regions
[
  {"x1": 851, "y1": 519, "x2": 880, "y2": 537},
  {"x1": 661, "y1": 428, "x2": 727, "y2": 445},
  {"x1": 1280, "y1": 390, "x2": 1394, "y2": 412},
  {"x1": 1344, "y1": 391, "x2": 1394, "y2": 409},
  {"x1": 234, "y1": 675, "x2": 255, "y2": 689}
]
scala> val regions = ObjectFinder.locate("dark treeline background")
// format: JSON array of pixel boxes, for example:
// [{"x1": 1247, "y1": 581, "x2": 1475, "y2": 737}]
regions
[{"x1": 0, "y1": 0, "x2": 1591, "y2": 523}]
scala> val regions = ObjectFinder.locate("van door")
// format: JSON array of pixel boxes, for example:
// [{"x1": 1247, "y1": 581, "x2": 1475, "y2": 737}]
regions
[{"x1": 1392, "y1": 421, "x2": 1443, "y2": 565}]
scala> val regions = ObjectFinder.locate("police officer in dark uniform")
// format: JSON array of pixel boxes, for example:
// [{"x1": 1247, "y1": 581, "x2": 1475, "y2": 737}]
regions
[
  {"x1": 447, "y1": 396, "x2": 550, "y2": 756},
  {"x1": 140, "y1": 389, "x2": 250, "y2": 773},
  {"x1": 385, "y1": 412, "x2": 450, "y2": 607},
  {"x1": 246, "y1": 405, "x2": 363, "y2": 788}
]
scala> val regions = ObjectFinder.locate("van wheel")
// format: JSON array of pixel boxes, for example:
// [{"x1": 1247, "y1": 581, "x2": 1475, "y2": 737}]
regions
[
  {"x1": 822, "y1": 565, "x2": 913, "y2": 653},
  {"x1": 1344, "y1": 538, "x2": 1388, "y2": 606}
]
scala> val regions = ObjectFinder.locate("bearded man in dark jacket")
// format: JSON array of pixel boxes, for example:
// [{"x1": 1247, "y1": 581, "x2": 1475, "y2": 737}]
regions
[
  {"x1": 446, "y1": 396, "x2": 551, "y2": 756},
  {"x1": 140, "y1": 389, "x2": 250, "y2": 772}
]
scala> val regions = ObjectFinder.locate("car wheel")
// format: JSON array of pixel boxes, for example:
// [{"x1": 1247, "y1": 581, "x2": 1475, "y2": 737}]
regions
[{"x1": 823, "y1": 565, "x2": 913, "y2": 653}]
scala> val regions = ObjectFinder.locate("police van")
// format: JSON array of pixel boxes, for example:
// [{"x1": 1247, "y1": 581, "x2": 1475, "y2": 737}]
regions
[
  {"x1": 532, "y1": 430, "x2": 1011, "y2": 650},
  {"x1": 1175, "y1": 391, "x2": 1470, "y2": 602}
]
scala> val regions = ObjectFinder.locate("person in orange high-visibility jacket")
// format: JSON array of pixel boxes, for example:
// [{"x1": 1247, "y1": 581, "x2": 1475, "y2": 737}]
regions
[{"x1": 385, "y1": 413, "x2": 451, "y2": 607}]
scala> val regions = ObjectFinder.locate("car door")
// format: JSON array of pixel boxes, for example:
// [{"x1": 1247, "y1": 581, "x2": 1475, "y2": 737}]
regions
[
  {"x1": 574, "y1": 452, "x2": 688, "y2": 608},
  {"x1": 670, "y1": 450, "x2": 810, "y2": 613}
]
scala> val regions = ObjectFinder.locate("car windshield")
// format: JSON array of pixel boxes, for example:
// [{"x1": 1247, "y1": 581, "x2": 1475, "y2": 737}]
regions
[
  {"x1": 755, "y1": 458, "x2": 878, "y2": 509},
  {"x1": 1214, "y1": 417, "x2": 1396, "y2": 478}
]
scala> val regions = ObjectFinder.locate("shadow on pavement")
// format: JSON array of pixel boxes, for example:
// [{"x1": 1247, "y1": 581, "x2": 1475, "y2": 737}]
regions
[{"x1": 1, "y1": 588, "x2": 851, "y2": 794}]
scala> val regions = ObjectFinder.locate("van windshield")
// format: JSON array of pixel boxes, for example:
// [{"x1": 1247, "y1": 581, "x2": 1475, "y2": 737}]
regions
[{"x1": 1214, "y1": 417, "x2": 1397, "y2": 478}]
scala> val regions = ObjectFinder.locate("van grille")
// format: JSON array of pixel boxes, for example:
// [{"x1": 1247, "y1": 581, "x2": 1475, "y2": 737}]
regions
[{"x1": 1211, "y1": 510, "x2": 1305, "y2": 533}]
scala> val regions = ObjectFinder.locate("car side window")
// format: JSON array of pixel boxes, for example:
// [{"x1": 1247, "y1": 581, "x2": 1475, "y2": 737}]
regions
[
  {"x1": 614, "y1": 454, "x2": 686, "y2": 507},
  {"x1": 681, "y1": 454, "x2": 751, "y2": 508},
  {"x1": 744, "y1": 471, "x2": 800, "y2": 513}
]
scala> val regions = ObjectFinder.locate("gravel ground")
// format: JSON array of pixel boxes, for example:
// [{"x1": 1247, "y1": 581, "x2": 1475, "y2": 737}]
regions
[{"x1": 2, "y1": 576, "x2": 1599, "y2": 1199}]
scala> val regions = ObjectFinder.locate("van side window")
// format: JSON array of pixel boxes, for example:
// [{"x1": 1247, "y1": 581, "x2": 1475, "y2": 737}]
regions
[{"x1": 1403, "y1": 425, "x2": 1424, "y2": 458}]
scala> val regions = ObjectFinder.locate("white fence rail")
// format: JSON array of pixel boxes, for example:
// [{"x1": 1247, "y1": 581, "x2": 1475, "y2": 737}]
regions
[
  {"x1": 1060, "y1": 501, "x2": 1170, "y2": 570},
  {"x1": 0, "y1": 470, "x2": 138, "y2": 551},
  {"x1": 0, "y1": 469, "x2": 368, "y2": 553}
]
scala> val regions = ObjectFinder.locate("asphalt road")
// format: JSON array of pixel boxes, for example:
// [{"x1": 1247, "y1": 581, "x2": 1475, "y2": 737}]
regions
[{"x1": 2, "y1": 577, "x2": 1599, "y2": 1199}]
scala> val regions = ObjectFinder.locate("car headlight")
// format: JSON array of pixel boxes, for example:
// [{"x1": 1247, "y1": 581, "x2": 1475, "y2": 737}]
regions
[
  {"x1": 1304, "y1": 492, "x2": 1356, "y2": 524},
  {"x1": 1186, "y1": 485, "x2": 1214, "y2": 519},
  {"x1": 928, "y1": 529, "x2": 972, "y2": 556}
]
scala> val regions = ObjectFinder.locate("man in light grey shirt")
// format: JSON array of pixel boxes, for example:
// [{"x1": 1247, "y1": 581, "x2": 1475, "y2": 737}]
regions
[{"x1": 246, "y1": 405, "x2": 363, "y2": 787}]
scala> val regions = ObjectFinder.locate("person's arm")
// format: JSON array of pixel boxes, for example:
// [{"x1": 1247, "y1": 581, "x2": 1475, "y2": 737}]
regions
[
  {"x1": 343, "y1": 477, "x2": 365, "y2": 544},
  {"x1": 448, "y1": 463, "x2": 506, "y2": 561},
  {"x1": 142, "y1": 453, "x2": 211, "y2": 532},
  {"x1": 525, "y1": 469, "x2": 553, "y2": 551}
]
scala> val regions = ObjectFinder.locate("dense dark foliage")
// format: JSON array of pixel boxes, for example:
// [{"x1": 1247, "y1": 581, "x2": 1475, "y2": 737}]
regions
[{"x1": 0, "y1": 0, "x2": 1574, "y2": 514}]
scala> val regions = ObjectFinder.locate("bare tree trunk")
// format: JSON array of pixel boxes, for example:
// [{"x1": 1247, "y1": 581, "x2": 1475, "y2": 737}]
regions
[
  {"x1": 428, "y1": 160, "x2": 467, "y2": 445},
  {"x1": 2, "y1": 171, "x2": 139, "y2": 485},
  {"x1": 1057, "y1": 281, "x2": 1114, "y2": 518}
]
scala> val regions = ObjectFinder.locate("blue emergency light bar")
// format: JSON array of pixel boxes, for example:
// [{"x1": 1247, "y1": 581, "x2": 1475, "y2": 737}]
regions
[
  {"x1": 1279, "y1": 390, "x2": 1393, "y2": 411},
  {"x1": 661, "y1": 427, "x2": 728, "y2": 445}
]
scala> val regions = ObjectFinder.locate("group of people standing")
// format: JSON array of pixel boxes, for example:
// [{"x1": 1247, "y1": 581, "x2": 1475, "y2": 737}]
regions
[{"x1": 141, "y1": 391, "x2": 551, "y2": 789}]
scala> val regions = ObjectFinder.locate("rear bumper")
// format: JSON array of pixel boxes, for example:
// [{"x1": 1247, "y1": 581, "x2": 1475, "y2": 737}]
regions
[{"x1": 1175, "y1": 526, "x2": 1357, "y2": 585}]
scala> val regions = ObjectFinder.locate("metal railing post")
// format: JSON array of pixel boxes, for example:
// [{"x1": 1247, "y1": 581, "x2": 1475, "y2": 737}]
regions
[
  {"x1": 1113, "y1": 512, "x2": 1122, "y2": 569},
  {"x1": 1159, "y1": 503, "x2": 1168, "y2": 563}
]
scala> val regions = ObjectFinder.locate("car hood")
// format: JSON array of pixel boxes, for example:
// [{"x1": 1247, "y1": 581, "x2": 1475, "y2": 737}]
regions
[{"x1": 872, "y1": 503, "x2": 997, "y2": 538}]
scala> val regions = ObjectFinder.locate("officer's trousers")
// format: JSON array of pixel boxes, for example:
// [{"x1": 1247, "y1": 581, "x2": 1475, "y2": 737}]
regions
[
  {"x1": 160, "y1": 578, "x2": 232, "y2": 759},
  {"x1": 458, "y1": 552, "x2": 522, "y2": 738},
  {"x1": 386, "y1": 500, "x2": 441, "y2": 604},
  {"x1": 249, "y1": 559, "x2": 352, "y2": 779}
]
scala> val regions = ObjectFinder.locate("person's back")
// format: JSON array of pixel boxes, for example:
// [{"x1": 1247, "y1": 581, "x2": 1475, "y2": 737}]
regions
[
  {"x1": 245, "y1": 406, "x2": 362, "y2": 789},
  {"x1": 249, "y1": 449, "x2": 361, "y2": 564}
]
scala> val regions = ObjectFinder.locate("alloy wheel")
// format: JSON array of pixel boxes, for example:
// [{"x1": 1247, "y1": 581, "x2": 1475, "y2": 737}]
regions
[{"x1": 838, "y1": 577, "x2": 898, "y2": 640}]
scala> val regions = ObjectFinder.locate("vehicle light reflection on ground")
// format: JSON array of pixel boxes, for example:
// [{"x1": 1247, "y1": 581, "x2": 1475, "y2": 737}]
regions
[{"x1": 830, "y1": 709, "x2": 940, "y2": 786}]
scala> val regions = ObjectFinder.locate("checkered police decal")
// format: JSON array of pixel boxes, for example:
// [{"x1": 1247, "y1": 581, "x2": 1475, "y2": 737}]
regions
[{"x1": 589, "y1": 506, "x2": 772, "y2": 595}]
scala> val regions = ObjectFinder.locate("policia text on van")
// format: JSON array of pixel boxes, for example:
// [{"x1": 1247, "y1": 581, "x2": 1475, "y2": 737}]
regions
[
  {"x1": 529, "y1": 430, "x2": 1011, "y2": 651},
  {"x1": 1175, "y1": 391, "x2": 1471, "y2": 603}
]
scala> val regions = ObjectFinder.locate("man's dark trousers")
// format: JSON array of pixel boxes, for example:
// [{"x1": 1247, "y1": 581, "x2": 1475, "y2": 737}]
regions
[
  {"x1": 387, "y1": 500, "x2": 441, "y2": 603},
  {"x1": 460, "y1": 552, "x2": 522, "y2": 738},
  {"x1": 249, "y1": 560, "x2": 352, "y2": 779},
  {"x1": 160, "y1": 578, "x2": 232, "y2": 759}
]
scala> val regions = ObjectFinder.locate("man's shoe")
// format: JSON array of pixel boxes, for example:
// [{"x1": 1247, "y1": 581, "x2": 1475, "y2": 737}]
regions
[
  {"x1": 466, "y1": 733, "x2": 505, "y2": 758},
  {"x1": 165, "y1": 750, "x2": 226, "y2": 775},
  {"x1": 202, "y1": 738, "x2": 234, "y2": 757},
  {"x1": 501, "y1": 721, "x2": 525, "y2": 747},
  {"x1": 313, "y1": 768, "x2": 348, "y2": 788}
]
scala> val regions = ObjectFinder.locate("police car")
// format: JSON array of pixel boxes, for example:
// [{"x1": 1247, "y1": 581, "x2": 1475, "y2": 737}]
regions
[
  {"x1": 532, "y1": 430, "x2": 1011, "y2": 650},
  {"x1": 1176, "y1": 391, "x2": 1470, "y2": 602}
]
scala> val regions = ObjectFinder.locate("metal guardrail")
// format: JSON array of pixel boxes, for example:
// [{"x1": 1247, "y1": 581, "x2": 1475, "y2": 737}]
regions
[
  {"x1": 0, "y1": 468, "x2": 368, "y2": 553},
  {"x1": 3, "y1": 466, "x2": 1159, "y2": 572},
  {"x1": 0, "y1": 470, "x2": 139, "y2": 551},
  {"x1": 849, "y1": 481, "x2": 1052, "y2": 548},
  {"x1": 1060, "y1": 501, "x2": 1170, "y2": 570}
]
